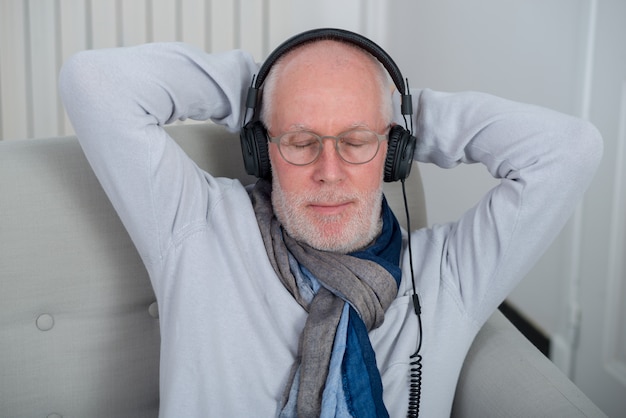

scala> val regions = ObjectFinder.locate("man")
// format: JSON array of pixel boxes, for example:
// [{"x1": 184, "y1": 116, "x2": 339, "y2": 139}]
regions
[{"x1": 60, "y1": 28, "x2": 602, "y2": 417}]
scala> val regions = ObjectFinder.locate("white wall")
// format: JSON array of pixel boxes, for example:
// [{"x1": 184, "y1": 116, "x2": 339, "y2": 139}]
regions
[
  {"x1": 386, "y1": 1, "x2": 625, "y2": 416},
  {"x1": 386, "y1": 0, "x2": 592, "y2": 339},
  {"x1": 389, "y1": 0, "x2": 588, "y2": 333},
  {"x1": 383, "y1": 0, "x2": 593, "y2": 375}
]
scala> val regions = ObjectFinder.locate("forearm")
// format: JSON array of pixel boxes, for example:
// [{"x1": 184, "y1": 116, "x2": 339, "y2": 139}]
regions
[
  {"x1": 59, "y1": 42, "x2": 257, "y2": 135},
  {"x1": 410, "y1": 89, "x2": 600, "y2": 177}
]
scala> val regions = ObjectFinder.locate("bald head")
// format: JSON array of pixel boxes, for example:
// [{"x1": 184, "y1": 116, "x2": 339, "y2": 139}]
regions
[{"x1": 259, "y1": 40, "x2": 393, "y2": 133}]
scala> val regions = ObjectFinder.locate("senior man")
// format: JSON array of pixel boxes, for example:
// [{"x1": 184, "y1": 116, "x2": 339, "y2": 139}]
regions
[{"x1": 60, "y1": 28, "x2": 602, "y2": 417}]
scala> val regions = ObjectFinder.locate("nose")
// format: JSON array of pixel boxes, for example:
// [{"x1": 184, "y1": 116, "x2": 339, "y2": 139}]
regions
[{"x1": 312, "y1": 137, "x2": 346, "y2": 183}]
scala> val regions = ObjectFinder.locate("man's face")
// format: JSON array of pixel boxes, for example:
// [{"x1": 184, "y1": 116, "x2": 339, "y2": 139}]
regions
[{"x1": 267, "y1": 42, "x2": 389, "y2": 253}]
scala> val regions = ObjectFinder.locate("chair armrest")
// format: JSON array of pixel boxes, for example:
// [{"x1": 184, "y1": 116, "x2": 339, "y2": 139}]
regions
[{"x1": 452, "y1": 310, "x2": 606, "y2": 417}]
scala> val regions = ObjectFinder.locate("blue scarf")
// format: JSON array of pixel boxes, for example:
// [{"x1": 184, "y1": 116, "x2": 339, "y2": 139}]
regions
[{"x1": 251, "y1": 180, "x2": 402, "y2": 417}]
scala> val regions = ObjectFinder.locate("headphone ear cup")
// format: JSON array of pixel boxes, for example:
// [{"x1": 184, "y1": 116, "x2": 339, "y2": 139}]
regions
[
  {"x1": 384, "y1": 125, "x2": 417, "y2": 182},
  {"x1": 240, "y1": 121, "x2": 271, "y2": 179}
]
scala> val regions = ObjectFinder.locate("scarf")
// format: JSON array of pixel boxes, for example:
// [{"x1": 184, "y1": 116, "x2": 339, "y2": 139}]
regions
[{"x1": 251, "y1": 179, "x2": 402, "y2": 417}]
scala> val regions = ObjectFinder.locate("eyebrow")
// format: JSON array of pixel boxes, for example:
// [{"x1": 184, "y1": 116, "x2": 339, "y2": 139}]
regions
[{"x1": 286, "y1": 122, "x2": 374, "y2": 133}]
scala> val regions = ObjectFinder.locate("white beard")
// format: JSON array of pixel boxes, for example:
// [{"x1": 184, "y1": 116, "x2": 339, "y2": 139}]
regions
[{"x1": 271, "y1": 177, "x2": 383, "y2": 253}]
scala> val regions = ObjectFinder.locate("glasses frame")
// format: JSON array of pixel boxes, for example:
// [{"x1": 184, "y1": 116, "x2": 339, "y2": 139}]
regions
[{"x1": 267, "y1": 127, "x2": 389, "y2": 166}]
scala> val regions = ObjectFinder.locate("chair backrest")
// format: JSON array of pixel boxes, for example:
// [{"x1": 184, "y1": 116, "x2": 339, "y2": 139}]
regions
[{"x1": 0, "y1": 123, "x2": 426, "y2": 417}]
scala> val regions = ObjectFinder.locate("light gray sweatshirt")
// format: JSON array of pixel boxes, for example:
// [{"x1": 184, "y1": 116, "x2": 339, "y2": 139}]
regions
[{"x1": 59, "y1": 42, "x2": 602, "y2": 417}]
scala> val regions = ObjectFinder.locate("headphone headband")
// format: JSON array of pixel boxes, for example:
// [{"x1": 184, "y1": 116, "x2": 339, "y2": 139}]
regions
[
  {"x1": 254, "y1": 28, "x2": 407, "y2": 96},
  {"x1": 239, "y1": 27, "x2": 416, "y2": 182},
  {"x1": 246, "y1": 28, "x2": 412, "y2": 119}
]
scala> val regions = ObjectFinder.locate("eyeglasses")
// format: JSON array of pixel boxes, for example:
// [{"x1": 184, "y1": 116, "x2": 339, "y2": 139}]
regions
[{"x1": 268, "y1": 127, "x2": 388, "y2": 166}]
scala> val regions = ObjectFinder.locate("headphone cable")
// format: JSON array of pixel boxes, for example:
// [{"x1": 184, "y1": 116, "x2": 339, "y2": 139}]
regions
[{"x1": 402, "y1": 177, "x2": 423, "y2": 418}]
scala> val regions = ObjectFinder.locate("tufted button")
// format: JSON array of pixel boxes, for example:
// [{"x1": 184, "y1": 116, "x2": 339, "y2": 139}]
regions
[
  {"x1": 36, "y1": 314, "x2": 55, "y2": 331},
  {"x1": 47, "y1": 413, "x2": 62, "y2": 418},
  {"x1": 148, "y1": 302, "x2": 159, "y2": 319}
]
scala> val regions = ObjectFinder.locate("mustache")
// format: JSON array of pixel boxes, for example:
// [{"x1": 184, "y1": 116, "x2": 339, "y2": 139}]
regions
[{"x1": 283, "y1": 189, "x2": 363, "y2": 205}]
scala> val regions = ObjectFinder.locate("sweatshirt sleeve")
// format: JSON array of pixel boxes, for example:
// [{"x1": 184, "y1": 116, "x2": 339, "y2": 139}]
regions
[
  {"x1": 59, "y1": 43, "x2": 258, "y2": 265},
  {"x1": 404, "y1": 88, "x2": 603, "y2": 324}
]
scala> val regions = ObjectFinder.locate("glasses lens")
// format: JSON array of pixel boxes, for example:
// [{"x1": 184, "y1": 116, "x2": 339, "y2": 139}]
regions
[
  {"x1": 337, "y1": 129, "x2": 381, "y2": 164},
  {"x1": 278, "y1": 132, "x2": 321, "y2": 165}
]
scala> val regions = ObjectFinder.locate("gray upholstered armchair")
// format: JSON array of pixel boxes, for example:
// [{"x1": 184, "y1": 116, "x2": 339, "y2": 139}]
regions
[{"x1": 0, "y1": 124, "x2": 605, "y2": 417}]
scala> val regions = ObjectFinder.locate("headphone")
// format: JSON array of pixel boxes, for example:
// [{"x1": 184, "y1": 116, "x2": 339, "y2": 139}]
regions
[{"x1": 239, "y1": 28, "x2": 417, "y2": 182}]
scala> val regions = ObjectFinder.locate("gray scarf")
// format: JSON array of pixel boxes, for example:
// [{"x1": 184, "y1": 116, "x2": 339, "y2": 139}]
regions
[{"x1": 250, "y1": 179, "x2": 398, "y2": 417}]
